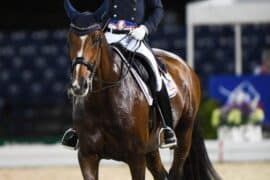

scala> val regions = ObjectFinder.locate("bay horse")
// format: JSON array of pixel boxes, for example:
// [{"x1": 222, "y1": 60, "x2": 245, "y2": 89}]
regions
[{"x1": 65, "y1": 6, "x2": 220, "y2": 180}]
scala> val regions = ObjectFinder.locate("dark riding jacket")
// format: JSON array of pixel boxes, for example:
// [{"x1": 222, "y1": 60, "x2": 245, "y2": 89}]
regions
[{"x1": 95, "y1": 0, "x2": 164, "y2": 34}]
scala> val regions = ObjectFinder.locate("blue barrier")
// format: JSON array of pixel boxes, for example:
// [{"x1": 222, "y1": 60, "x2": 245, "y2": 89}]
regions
[{"x1": 209, "y1": 75, "x2": 270, "y2": 125}]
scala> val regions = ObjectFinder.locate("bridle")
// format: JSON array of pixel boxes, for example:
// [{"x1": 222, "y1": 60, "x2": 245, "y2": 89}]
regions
[
  {"x1": 71, "y1": 57, "x2": 96, "y2": 74},
  {"x1": 69, "y1": 23, "x2": 133, "y2": 94},
  {"x1": 69, "y1": 23, "x2": 103, "y2": 93},
  {"x1": 70, "y1": 35, "x2": 102, "y2": 85}
]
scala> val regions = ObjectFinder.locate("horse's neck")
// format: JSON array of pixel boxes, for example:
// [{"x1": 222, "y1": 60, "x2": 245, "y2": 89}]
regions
[
  {"x1": 84, "y1": 43, "x2": 124, "y2": 116},
  {"x1": 99, "y1": 42, "x2": 120, "y2": 82},
  {"x1": 84, "y1": 42, "x2": 146, "y2": 124}
]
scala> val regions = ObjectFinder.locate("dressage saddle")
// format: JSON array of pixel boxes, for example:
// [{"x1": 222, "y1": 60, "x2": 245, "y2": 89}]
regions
[{"x1": 111, "y1": 43, "x2": 167, "y2": 91}]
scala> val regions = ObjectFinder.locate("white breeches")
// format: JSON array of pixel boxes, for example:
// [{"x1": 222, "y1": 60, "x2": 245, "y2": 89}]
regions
[{"x1": 105, "y1": 32, "x2": 162, "y2": 91}]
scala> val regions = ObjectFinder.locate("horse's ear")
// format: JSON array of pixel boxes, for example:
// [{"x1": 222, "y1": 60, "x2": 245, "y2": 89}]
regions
[
  {"x1": 64, "y1": 0, "x2": 81, "y2": 21},
  {"x1": 65, "y1": 0, "x2": 97, "y2": 29}
]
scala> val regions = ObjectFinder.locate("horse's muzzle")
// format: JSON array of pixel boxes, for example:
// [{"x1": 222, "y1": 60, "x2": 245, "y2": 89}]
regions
[{"x1": 69, "y1": 78, "x2": 90, "y2": 97}]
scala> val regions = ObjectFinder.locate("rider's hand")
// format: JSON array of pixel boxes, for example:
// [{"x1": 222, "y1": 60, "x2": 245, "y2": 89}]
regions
[{"x1": 130, "y1": 25, "x2": 149, "y2": 41}]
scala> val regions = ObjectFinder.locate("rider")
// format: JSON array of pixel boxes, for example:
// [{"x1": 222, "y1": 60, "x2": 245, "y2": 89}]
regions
[{"x1": 62, "y1": 0, "x2": 177, "y2": 149}]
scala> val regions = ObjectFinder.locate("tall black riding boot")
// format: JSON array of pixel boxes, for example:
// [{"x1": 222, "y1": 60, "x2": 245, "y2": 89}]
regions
[
  {"x1": 61, "y1": 128, "x2": 78, "y2": 150},
  {"x1": 155, "y1": 82, "x2": 177, "y2": 149}
]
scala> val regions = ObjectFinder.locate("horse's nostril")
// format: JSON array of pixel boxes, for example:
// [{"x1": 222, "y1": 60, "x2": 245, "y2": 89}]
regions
[
  {"x1": 70, "y1": 79, "x2": 89, "y2": 96},
  {"x1": 83, "y1": 80, "x2": 88, "y2": 89},
  {"x1": 73, "y1": 86, "x2": 79, "y2": 92}
]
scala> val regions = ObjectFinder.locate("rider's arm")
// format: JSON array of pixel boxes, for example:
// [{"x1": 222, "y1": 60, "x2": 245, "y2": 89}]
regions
[
  {"x1": 94, "y1": 0, "x2": 110, "y2": 22},
  {"x1": 143, "y1": 0, "x2": 164, "y2": 34}
]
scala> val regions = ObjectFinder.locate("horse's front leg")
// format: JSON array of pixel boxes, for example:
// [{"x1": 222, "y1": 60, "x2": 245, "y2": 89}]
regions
[
  {"x1": 78, "y1": 151, "x2": 100, "y2": 180},
  {"x1": 128, "y1": 155, "x2": 146, "y2": 180},
  {"x1": 146, "y1": 150, "x2": 168, "y2": 180}
]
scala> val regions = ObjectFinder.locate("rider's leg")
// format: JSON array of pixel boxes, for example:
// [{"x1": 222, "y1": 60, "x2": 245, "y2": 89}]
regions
[
  {"x1": 133, "y1": 42, "x2": 177, "y2": 148},
  {"x1": 155, "y1": 82, "x2": 177, "y2": 149},
  {"x1": 61, "y1": 128, "x2": 78, "y2": 150}
]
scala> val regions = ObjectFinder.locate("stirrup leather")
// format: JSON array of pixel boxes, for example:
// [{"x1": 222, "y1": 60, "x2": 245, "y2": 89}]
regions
[{"x1": 158, "y1": 127, "x2": 177, "y2": 149}]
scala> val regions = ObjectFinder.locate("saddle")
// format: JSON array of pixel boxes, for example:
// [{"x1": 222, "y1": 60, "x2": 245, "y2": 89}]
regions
[
  {"x1": 112, "y1": 43, "x2": 153, "y2": 87},
  {"x1": 111, "y1": 43, "x2": 177, "y2": 105}
]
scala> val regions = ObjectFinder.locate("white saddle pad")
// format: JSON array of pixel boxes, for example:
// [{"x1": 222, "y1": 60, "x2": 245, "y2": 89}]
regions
[{"x1": 112, "y1": 46, "x2": 178, "y2": 106}]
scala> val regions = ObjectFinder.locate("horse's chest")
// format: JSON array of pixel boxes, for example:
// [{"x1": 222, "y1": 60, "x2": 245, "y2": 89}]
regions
[
  {"x1": 78, "y1": 78, "x2": 148, "y2": 158},
  {"x1": 113, "y1": 79, "x2": 145, "y2": 113},
  {"x1": 80, "y1": 122, "x2": 146, "y2": 159}
]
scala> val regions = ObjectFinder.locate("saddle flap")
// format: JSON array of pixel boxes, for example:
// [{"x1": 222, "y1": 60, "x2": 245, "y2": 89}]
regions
[{"x1": 111, "y1": 45, "x2": 177, "y2": 106}]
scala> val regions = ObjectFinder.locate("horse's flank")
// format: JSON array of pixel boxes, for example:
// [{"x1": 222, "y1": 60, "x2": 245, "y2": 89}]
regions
[{"x1": 153, "y1": 48, "x2": 201, "y2": 126}]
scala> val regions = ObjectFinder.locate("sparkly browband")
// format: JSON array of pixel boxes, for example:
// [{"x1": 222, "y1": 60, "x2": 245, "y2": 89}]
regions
[{"x1": 70, "y1": 23, "x2": 101, "y2": 35}]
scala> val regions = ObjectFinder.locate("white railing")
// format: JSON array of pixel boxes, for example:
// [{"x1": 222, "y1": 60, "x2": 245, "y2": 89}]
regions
[{"x1": 0, "y1": 140, "x2": 270, "y2": 168}]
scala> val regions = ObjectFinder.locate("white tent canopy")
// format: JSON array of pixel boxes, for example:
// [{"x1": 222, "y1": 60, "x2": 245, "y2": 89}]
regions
[{"x1": 186, "y1": 0, "x2": 270, "y2": 74}]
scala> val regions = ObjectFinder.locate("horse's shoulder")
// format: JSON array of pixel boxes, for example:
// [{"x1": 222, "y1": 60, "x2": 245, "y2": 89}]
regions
[{"x1": 152, "y1": 48, "x2": 190, "y2": 70}]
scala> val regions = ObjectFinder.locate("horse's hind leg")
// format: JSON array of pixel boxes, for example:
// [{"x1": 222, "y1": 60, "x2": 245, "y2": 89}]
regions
[
  {"x1": 146, "y1": 150, "x2": 168, "y2": 180},
  {"x1": 128, "y1": 155, "x2": 146, "y2": 180},
  {"x1": 78, "y1": 151, "x2": 100, "y2": 180},
  {"x1": 168, "y1": 117, "x2": 194, "y2": 180}
]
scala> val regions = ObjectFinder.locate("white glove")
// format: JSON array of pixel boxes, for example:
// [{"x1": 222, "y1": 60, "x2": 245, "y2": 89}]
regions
[{"x1": 130, "y1": 25, "x2": 149, "y2": 40}]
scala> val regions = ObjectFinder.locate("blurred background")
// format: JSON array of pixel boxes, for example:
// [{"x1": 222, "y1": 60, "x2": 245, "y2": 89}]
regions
[
  {"x1": 0, "y1": 0, "x2": 193, "y2": 145},
  {"x1": 0, "y1": 0, "x2": 270, "y2": 179}
]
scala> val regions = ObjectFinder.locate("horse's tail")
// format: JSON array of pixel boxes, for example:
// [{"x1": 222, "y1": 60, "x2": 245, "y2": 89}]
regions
[{"x1": 182, "y1": 119, "x2": 221, "y2": 180}]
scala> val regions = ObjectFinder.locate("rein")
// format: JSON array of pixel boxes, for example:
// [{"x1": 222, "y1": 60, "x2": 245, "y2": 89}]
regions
[
  {"x1": 91, "y1": 34, "x2": 144, "y2": 93},
  {"x1": 91, "y1": 35, "x2": 138, "y2": 93}
]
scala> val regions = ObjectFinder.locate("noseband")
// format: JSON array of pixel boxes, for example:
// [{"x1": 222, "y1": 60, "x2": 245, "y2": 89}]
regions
[{"x1": 71, "y1": 57, "x2": 95, "y2": 73}]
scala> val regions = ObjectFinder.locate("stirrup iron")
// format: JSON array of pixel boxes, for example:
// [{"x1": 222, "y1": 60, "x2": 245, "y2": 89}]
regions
[{"x1": 158, "y1": 126, "x2": 177, "y2": 149}]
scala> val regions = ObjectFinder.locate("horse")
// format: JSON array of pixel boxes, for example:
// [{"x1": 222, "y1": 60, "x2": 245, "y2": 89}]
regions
[{"x1": 64, "y1": 4, "x2": 220, "y2": 180}]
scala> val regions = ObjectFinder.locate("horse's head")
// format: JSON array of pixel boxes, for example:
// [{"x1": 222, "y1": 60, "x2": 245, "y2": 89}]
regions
[{"x1": 64, "y1": 0, "x2": 104, "y2": 97}]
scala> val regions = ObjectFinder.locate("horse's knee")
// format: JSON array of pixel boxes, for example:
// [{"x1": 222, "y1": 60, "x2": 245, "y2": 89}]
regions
[
  {"x1": 168, "y1": 173, "x2": 183, "y2": 180},
  {"x1": 146, "y1": 151, "x2": 168, "y2": 180},
  {"x1": 168, "y1": 163, "x2": 184, "y2": 180},
  {"x1": 128, "y1": 156, "x2": 147, "y2": 180},
  {"x1": 78, "y1": 152, "x2": 100, "y2": 180}
]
